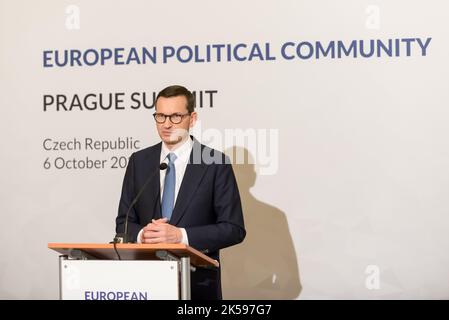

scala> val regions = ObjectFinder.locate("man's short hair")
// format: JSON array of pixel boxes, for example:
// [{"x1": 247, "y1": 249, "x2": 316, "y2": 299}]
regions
[{"x1": 156, "y1": 85, "x2": 195, "y2": 113}]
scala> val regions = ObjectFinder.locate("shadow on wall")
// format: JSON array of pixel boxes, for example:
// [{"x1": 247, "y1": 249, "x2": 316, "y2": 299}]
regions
[{"x1": 221, "y1": 147, "x2": 302, "y2": 299}]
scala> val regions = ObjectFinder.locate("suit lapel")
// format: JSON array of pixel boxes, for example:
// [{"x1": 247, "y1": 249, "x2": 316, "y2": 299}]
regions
[{"x1": 170, "y1": 140, "x2": 207, "y2": 226}]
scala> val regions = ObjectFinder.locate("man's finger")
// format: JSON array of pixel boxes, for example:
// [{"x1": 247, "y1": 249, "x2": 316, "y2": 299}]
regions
[
  {"x1": 144, "y1": 223, "x2": 164, "y2": 232},
  {"x1": 149, "y1": 223, "x2": 167, "y2": 232},
  {"x1": 143, "y1": 230, "x2": 162, "y2": 238},
  {"x1": 144, "y1": 237, "x2": 166, "y2": 244},
  {"x1": 152, "y1": 218, "x2": 168, "y2": 224}
]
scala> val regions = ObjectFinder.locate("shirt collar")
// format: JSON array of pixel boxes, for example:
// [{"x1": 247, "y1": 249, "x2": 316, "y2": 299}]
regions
[{"x1": 160, "y1": 136, "x2": 193, "y2": 163}]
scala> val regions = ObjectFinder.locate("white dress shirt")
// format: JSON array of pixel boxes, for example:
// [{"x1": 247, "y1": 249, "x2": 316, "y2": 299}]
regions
[{"x1": 137, "y1": 137, "x2": 193, "y2": 244}]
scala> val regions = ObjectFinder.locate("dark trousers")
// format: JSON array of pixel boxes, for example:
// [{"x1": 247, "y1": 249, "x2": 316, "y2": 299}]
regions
[{"x1": 190, "y1": 267, "x2": 222, "y2": 300}]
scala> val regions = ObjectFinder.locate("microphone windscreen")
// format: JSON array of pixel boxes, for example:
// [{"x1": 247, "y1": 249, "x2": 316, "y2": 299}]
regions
[{"x1": 160, "y1": 162, "x2": 168, "y2": 170}]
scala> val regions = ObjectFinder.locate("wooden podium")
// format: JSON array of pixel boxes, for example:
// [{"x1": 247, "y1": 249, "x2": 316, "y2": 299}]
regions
[{"x1": 48, "y1": 243, "x2": 219, "y2": 300}]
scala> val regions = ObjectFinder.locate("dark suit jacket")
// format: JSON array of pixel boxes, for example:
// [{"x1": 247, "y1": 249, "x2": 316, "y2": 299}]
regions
[{"x1": 115, "y1": 137, "x2": 246, "y2": 299}]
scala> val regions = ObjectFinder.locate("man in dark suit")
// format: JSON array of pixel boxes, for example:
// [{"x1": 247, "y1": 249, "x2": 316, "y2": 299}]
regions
[{"x1": 115, "y1": 85, "x2": 246, "y2": 300}]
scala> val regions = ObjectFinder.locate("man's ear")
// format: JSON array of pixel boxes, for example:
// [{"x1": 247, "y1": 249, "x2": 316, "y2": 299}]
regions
[{"x1": 189, "y1": 112, "x2": 198, "y2": 128}]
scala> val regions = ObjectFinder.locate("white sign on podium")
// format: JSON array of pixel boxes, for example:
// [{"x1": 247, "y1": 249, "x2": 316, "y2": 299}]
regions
[{"x1": 60, "y1": 260, "x2": 179, "y2": 300}]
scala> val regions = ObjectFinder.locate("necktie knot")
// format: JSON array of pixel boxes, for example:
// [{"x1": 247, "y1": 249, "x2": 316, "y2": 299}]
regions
[{"x1": 167, "y1": 153, "x2": 177, "y2": 163}]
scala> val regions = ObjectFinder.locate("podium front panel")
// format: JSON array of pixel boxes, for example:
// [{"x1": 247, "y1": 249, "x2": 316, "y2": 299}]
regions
[{"x1": 60, "y1": 260, "x2": 179, "y2": 300}]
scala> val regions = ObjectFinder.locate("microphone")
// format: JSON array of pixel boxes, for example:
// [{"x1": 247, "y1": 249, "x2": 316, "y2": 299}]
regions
[{"x1": 113, "y1": 162, "x2": 168, "y2": 244}]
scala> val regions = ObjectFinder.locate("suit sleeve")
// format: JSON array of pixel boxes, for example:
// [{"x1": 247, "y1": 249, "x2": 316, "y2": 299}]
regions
[
  {"x1": 186, "y1": 160, "x2": 246, "y2": 253},
  {"x1": 115, "y1": 153, "x2": 142, "y2": 242}
]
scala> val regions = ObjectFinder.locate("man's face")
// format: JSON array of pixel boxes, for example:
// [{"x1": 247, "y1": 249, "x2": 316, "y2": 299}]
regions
[{"x1": 154, "y1": 95, "x2": 197, "y2": 146}]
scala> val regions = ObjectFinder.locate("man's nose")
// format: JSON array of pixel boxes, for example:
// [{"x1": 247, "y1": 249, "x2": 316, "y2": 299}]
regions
[{"x1": 162, "y1": 118, "x2": 172, "y2": 128}]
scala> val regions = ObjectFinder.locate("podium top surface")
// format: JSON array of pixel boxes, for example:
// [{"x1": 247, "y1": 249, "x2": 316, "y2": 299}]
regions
[{"x1": 48, "y1": 243, "x2": 219, "y2": 268}]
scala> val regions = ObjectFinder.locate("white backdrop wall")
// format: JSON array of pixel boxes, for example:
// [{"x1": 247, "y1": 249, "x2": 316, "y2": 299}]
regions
[{"x1": 1, "y1": 0, "x2": 449, "y2": 299}]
